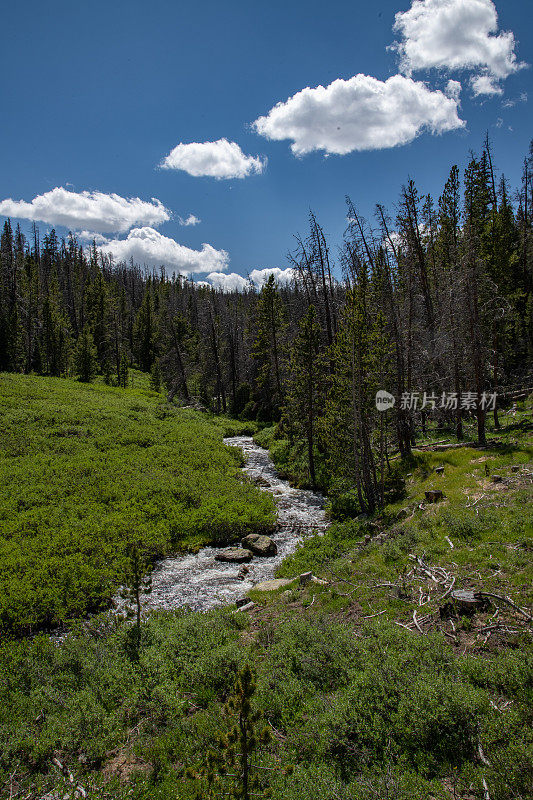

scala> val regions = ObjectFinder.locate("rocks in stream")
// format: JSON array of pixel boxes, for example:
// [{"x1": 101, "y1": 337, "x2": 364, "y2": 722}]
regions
[
  {"x1": 215, "y1": 548, "x2": 253, "y2": 563},
  {"x1": 116, "y1": 436, "x2": 329, "y2": 615},
  {"x1": 241, "y1": 534, "x2": 277, "y2": 556}
]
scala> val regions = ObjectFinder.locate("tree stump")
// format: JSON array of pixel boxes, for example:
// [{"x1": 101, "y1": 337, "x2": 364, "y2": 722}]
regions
[
  {"x1": 450, "y1": 590, "x2": 489, "y2": 615},
  {"x1": 425, "y1": 489, "x2": 445, "y2": 503}
]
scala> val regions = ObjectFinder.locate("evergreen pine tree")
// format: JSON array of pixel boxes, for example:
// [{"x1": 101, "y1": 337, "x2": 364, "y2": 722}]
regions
[
  {"x1": 118, "y1": 352, "x2": 129, "y2": 388},
  {"x1": 285, "y1": 304, "x2": 322, "y2": 489},
  {"x1": 188, "y1": 664, "x2": 275, "y2": 800},
  {"x1": 74, "y1": 325, "x2": 98, "y2": 382},
  {"x1": 134, "y1": 288, "x2": 157, "y2": 372},
  {"x1": 120, "y1": 544, "x2": 152, "y2": 658},
  {"x1": 251, "y1": 275, "x2": 286, "y2": 420},
  {"x1": 149, "y1": 358, "x2": 162, "y2": 392}
]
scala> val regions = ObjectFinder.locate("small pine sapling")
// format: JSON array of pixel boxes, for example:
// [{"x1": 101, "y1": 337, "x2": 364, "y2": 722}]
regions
[
  {"x1": 187, "y1": 663, "x2": 290, "y2": 799},
  {"x1": 120, "y1": 544, "x2": 152, "y2": 656}
]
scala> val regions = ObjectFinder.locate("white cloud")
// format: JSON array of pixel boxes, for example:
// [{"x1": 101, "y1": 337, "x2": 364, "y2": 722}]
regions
[
  {"x1": 0, "y1": 187, "x2": 170, "y2": 234},
  {"x1": 253, "y1": 73, "x2": 464, "y2": 156},
  {"x1": 97, "y1": 227, "x2": 229, "y2": 274},
  {"x1": 381, "y1": 230, "x2": 402, "y2": 254},
  {"x1": 199, "y1": 267, "x2": 296, "y2": 292},
  {"x1": 205, "y1": 272, "x2": 251, "y2": 292},
  {"x1": 502, "y1": 91, "x2": 528, "y2": 108},
  {"x1": 445, "y1": 79, "x2": 462, "y2": 100},
  {"x1": 392, "y1": 0, "x2": 525, "y2": 92},
  {"x1": 470, "y1": 75, "x2": 503, "y2": 96},
  {"x1": 249, "y1": 267, "x2": 296, "y2": 287},
  {"x1": 77, "y1": 231, "x2": 109, "y2": 245},
  {"x1": 178, "y1": 214, "x2": 201, "y2": 226},
  {"x1": 160, "y1": 138, "x2": 266, "y2": 179}
]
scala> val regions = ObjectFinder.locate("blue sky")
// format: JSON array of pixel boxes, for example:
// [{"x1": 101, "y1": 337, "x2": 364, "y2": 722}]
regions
[{"x1": 1, "y1": 0, "x2": 531, "y2": 288}]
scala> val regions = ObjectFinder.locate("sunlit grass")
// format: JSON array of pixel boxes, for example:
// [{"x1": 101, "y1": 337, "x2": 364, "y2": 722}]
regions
[{"x1": 0, "y1": 373, "x2": 275, "y2": 633}]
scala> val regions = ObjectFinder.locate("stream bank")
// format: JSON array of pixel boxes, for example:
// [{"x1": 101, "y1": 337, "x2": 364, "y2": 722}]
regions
[{"x1": 135, "y1": 436, "x2": 328, "y2": 613}]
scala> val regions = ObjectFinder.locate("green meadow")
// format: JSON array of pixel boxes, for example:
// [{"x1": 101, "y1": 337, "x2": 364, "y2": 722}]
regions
[
  {"x1": 0, "y1": 381, "x2": 531, "y2": 799},
  {"x1": 0, "y1": 373, "x2": 275, "y2": 634}
]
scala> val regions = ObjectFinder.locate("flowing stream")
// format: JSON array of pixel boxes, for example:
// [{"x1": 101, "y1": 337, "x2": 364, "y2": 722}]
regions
[{"x1": 135, "y1": 436, "x2": 328, "y2": 613}]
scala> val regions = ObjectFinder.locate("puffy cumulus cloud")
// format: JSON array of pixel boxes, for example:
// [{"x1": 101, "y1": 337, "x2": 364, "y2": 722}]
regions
[
  {"x1": 470, "y1": 75, "x2": 503, "y2": 95},
  {"x1": 249, "y1": 267, "x2": 296, "y2": 287},
  {"x1": 392, "y1": 0, "x2": 525, "y2": 92},
  {"x1": 160, "y1": 139, "x2": 266, "y2": 179},
  {"x1": 178, "y1": 214, "x2": 201, "y2": 226},
  {"x1": 253, "y1": 74, "x2": 464, "y2": 156},
  {"x1": 205, "y1": 272, "x2": 252, "y2": 292},
  {"x1": 0, "y1": 187, "x2": 170, "y2": 234},
  {"x1": 97, "y1": 227, "x2": 229, "y2": 274},
  {"x1": 199, "y1": 267, "x2": 296, "y2": 292},
  {"x1": 445, "y1": 79, "x2": 462, "y2": 100},
  {"x1": 77, "y1": 231, "x2": 109, "y2": 245}
]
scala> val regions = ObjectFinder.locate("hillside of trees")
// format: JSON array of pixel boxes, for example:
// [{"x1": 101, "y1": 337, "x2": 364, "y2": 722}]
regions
[{"x1": 1, "y1": 138, "x2": 532, "y2": 511}]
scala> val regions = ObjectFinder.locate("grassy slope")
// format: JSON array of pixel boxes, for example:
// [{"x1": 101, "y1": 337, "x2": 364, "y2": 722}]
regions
[
  {"x1": 269, "y1": 412, "x2": 533, "y2": 626},
  {"x1": 0, "y1": 389, "x2": 531, "y2": 800},
  {"x1": 0, "y1": 373, "x2": 275, "y2": 633}
]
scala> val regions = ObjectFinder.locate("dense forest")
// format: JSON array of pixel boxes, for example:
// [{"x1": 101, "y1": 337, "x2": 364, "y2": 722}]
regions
[{"x1": 1, "y1": 138, "x2": 532, "y2": 509}]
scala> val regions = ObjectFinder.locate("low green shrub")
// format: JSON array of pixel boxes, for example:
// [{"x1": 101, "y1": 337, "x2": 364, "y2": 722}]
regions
[{"x1": 0, "y1": 374, "x2": 275, "y2": 633}]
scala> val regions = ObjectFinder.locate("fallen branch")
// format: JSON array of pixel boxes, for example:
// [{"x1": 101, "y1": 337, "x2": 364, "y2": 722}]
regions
[
  {"x1": 268, "y1": 720, "x2": 287, "y2": 741},
  {"x1": 476, "y1": 592, "x2": 533, "y2": 622},
  {"x1": 466, "y1": 494, "x2": 486, "y2": 508},
  {"x1": 443, "y1": 630, "x2": 458, "y2": 644},
  {"x1": 478, "y1": 742, "x2": 491, "y2": 767},
  {"x1": 413, "y1": 441, "x2": 476, "y2": 451},
  {"x1": 323, "y1": 568, "x2": 359, "y2": 590},
  {"x1": 393, "y1": 621, "x2": 413, "y2": 632},
  {"x1": 477, "y1": 623, "x2": 504, "y2": 634},
  {"x1": 412, "y1": 610, "x2": 424, "y2": 634},
  {"x1": 438, "y1": 576, "x2": 456, "y2": 603}
]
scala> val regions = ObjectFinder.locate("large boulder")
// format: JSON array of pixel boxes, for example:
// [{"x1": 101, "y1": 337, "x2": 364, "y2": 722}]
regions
[
  {"x1": 241, "y1": 534, "x2": 277, "y2": 556},
  {"x1": 215, "y1": 548, "x2": 253, "y2": 563}
]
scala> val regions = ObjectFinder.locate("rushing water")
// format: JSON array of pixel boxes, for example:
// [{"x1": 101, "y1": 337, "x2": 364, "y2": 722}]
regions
[{"x1": 131, "y1": 436, "x2": 328, "y2": 613}]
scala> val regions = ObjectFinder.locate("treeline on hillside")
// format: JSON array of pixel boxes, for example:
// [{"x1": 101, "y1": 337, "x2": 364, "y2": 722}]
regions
[{"x1": 1, "y1": 138, "x2": 532, "y2": 511}]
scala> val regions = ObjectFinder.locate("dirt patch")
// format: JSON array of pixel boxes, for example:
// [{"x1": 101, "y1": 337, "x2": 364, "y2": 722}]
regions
[{"x1": 102, "y1": 751, "x2": 151, "y2": 784}]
